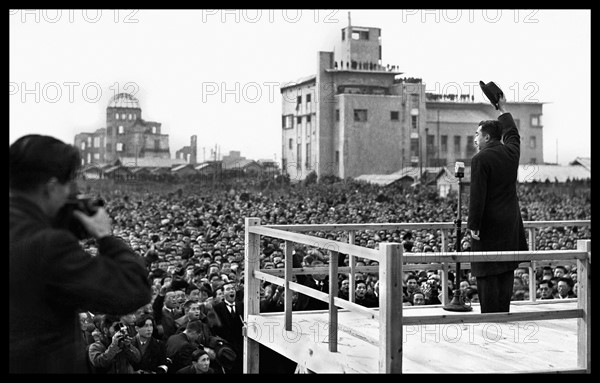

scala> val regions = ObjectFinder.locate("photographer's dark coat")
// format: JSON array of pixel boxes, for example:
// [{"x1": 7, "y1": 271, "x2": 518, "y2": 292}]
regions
[
  {"x1": 9, "y1": 196, "x2": 151, "y2": 373},
  {"x1": 467, "y1": 113, "x2": 528, "y2": 277}
]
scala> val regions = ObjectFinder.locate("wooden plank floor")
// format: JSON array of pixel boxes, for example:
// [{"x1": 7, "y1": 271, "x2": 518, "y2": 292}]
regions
[{"x1": 246, "y1": 301, "x2": 579, "y2": 373}]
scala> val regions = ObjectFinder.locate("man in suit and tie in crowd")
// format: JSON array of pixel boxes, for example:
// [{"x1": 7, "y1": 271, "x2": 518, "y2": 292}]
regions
[
  {"x1": 213, "y1": 281, "x2": 244, "y2": 373},
  {"x1": 468, "y1": 89, "x2": 528, "y2": 313}
]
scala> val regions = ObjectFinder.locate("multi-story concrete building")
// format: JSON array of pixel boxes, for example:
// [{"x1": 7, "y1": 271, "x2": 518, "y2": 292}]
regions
[
  {"x1": 75, "y1": 93, "x2": 171, "y2": 165},
  {"x1": 281, "y1": 22, "x2": 544, "y2": 181}
]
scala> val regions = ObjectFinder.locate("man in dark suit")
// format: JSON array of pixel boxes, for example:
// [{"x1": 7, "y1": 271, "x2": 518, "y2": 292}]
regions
[
  {"x1": 213, "y1": 281, "x2": 243, "y2": 373},
  {"x1": 131, "y1": 314, "x2": 169, "y2": 374},
  {"x1": 165, "y1": 319, "x2": 206, "y2": 373},
  {"x1": 9, "y1": 134, "x2": 151, "y2": 373},
  {"x1": 152, "y1": 285, "x2": 183, "y2": 341},
  {"x1": 468, "y1": 94, "x2": 528, "y2": 313}
]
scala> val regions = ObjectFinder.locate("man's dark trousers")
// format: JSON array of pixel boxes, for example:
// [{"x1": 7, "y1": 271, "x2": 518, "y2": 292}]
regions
[{"x1": 476, "y1": 269, "x2": 514, "y2": 313}]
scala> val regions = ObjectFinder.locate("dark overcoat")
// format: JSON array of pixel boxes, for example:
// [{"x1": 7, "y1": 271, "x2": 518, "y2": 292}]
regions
[
  {"x1": 9, "y1": 196, "x2": 151, "y2": 373},
  {"x1": 467, "y1": 113, "x2": 528, "y2": 277}
]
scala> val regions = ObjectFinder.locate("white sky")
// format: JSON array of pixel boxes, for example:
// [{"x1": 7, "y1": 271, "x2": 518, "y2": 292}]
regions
[{"x1": 10, "y1": 9, "x2": 591, "y2": 165}]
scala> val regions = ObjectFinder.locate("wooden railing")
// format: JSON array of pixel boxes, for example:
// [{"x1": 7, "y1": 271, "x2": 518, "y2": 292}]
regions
[{"x1": 243, "y1": 218, "x2": 591, "y2": 373}]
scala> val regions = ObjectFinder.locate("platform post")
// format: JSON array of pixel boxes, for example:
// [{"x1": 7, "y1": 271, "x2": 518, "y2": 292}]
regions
[
  {"x1": 284, "y1": 240, "x2": 293, "y2": 331},
  {"x1": 378, "y1": 243, "x2": 403, "y2": 373},
  {"x1": 244, "y1": 218, "x2": 261, "y2": 373},
  {"x1": 576, "y1": 240, "x2": 591, "y2": 373},
  {"x1": 328, "y1": 250, "x2": 339, "y2": 352}
]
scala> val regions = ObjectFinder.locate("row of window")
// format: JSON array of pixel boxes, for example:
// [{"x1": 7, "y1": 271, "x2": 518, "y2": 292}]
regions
[
  {"x1": 114, "y1": 113, "x2": 137, "y2": 121},
  {"x1": 106, "y1": 126, "x2": 158, "y2": 135},
  {"x1": 283, "y1": 114, "x2": 313, "y2": 129},
  {"x1": 296, "y1": 94, "x2": 312, "y2": 104},
  {"x1": 332, "y1": 109, "x2": 542, "y2": 127}
]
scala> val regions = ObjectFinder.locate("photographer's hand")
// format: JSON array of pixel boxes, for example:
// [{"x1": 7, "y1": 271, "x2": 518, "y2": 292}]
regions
[
  {"x1": 72, "y1": 207, "x2": 112, "y2": 239},
  {"x1": 110, "y1": 331, "x2": 124, "y2": 348}
]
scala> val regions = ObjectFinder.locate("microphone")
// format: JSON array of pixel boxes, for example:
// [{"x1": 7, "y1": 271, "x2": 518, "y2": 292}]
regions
[{"x1": 454, "y1": 161, "x2": 465, "y2": 178}]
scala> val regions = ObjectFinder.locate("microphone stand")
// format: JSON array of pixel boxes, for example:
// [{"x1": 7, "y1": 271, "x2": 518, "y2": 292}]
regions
[{"x1": 443, "y1": 164, "x2": 472, "y2": 312}]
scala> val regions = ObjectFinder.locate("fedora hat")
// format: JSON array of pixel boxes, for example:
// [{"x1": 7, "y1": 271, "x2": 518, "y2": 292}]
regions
[{"x1": 479, "y1": 81, "x2": 504, "y2": 110}]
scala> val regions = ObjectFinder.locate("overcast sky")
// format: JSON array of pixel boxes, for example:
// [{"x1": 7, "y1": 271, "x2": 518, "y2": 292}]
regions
[{"x1": 10, "y1": 9, "x2": 590, "y2": 165}]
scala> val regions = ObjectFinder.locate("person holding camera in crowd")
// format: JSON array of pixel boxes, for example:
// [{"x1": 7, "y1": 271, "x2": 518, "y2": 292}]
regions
[
  {"x1": 467, "y1": 88, "x2": 528, "y2": 313},
  {"x1": 88, "y1": 315, "x2": 141, "y2": 373},
  {"x1": 9, "y1": 134, "x2": 152, "y2": 373}
]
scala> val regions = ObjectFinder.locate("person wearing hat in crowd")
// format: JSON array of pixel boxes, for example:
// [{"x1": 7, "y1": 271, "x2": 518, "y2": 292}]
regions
[
  {"x1": 9, "y1": 134, "x2": 151, "y2": 373},
  {"x1": 467, "y1": 88, "x2": 528, "y2": 313},
  {"x1": 176, "y1": 348, "x2": 214, "y2": 374}
]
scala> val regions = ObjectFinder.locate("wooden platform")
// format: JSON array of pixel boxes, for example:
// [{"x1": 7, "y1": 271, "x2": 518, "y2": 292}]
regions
[{"x1": 246, "y1": 301, "x2": 579, "y2": 373}]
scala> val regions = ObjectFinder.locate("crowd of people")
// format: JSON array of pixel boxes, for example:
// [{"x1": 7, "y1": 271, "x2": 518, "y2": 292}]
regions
[{"x1": 76, "y1": 177, "x2": 590, "y2": 373}]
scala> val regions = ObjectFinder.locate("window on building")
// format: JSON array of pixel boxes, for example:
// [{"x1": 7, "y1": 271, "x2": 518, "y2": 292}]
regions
[
  {"x1": 80, "y1": 142, "x2": 86, "y2": 150},
  {"x1": 335, "y1": 109, "x2": 340, "y2": 122},
  {"x1": 410, "y1": 138, "x2": 419, "y2": 157},
  {"x1": 530, "y1": 136, "x2": 537, "y2": 149},
  {"x1": 441, "y1": 135, "x2": 448, "y2": 152},
  {"x1": 454, "y1": 136, "x2": 461, "y2": 154},
  {"x1": 87, "y1": 137, "x2": 92, "y2": 146},
  {"x1": 352, "y1": 30, "x2": 369, "y2": 40},
  {"x1": 297, "y1": 143, "x2": 302, "y2": 166},
  {"x1": 87, "y1": 153, "x2": 91, "y2": 164},
  {"x1": 121, "y1": 113, "x2": 126, "y2": 120},
  {"x1": 342, "y1": 30, "x2": 345, "y2": 41},
  {"x1": 289, "y1": 138, "x2": 293, "y2": 150},
  {"x1": 297, "y1": 95, "x2": 302, "y2": 105},
  {"x1": 354, "y1": 109, "x2": 368, "y2": 122},
  {"x1": 531, "y1": 114, "x2": 543, "y2": 127},
  {"x1": 411, "y1": 115, "x2": 418, "y2": 130},
  {"x1": 152, "y1": 126, "x2": 157, "y2": 134},
  {"x1": 297, "y1": 116, "x2": 302, "y2": 125},
  {"x1": 128, "y1": 114, "x2": 132, "y2": 120},
  {"x1": 93, "y1": 153, "x2": 100, "y2": 160},
  {"x1": 282, "y1": 115, "x2": 293, "y2": 129},
  {"x1": 305, "y1": 143, "x2": 311, "y2": 169},
  {"x1": 307, "y1": 115, "x2": 311, "y2": 123},
  {"x1": 106, "y1": 143, "x2": 112, "y2": 152},
  {"x1": 118, "y1": 126, "x2": 124, "y2": 134},
  {"x1": 391, "y1": 111, "x2": 399, "y2": 121},
  {"x1": 116, "y1": 142, "x2": 123, "y2": 152},
  {"x1": 115, "y1": 113, "x2": 119, "y2": 120},
  {"x1": 93, "y1": 137, "x2": 100, "y2": 148}
]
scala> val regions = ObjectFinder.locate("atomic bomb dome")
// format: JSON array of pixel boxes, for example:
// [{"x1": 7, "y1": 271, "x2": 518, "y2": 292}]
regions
[{"x1": 108, "y1": 93, "x2": 140, "y2": 109}]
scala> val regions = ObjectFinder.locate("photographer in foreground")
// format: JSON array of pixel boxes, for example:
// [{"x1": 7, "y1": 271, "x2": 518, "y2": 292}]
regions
[
  {"x1": 9, "y1": 134, "x2": 151, "y2": 373},
  {"x1": 88, "y1": 315, "x2": 142, "y2": 373}
]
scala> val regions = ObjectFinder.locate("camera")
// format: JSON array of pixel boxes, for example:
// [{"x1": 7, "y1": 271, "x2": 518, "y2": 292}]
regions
[{"x1": 54, "y1": 192, "x2": 105, "y2": 240}]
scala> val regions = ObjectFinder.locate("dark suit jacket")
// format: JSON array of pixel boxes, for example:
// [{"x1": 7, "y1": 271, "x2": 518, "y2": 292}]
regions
[
  {"x1": 165, "y1": 332, "x2": 196, "y2": 373},
  {"x1": 213, "y1": 300, "x2": 244, "y2": 351},
  {"x1": 9, "y1": 195, "x2": 151, "y2": 374},
  {"x1": 152, "y1": 293, "x2": 181, "y2": 341},
  {"x1": 131, "y1": 336, "x2": 168, "y2": 373},
  {"x1": 468, "y1": 112, "x2": 528, "y2": 277}
]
